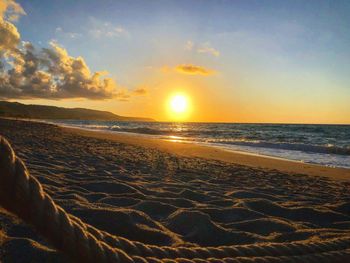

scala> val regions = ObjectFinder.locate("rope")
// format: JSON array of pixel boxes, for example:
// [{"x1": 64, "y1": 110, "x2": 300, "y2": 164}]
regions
[
  {"x1": 0, "y1": 136, "x2": 133, "y2": 263},
  {"x1": 71, "y1": 216, "x2": 350, "y2": 259},
  {"x1": 0, "y1": 136, "x2": 349, "y2": 263}
]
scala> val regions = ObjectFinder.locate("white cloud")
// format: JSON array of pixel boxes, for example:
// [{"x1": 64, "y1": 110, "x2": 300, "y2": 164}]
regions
[
  {"x1": 88, "y1": 18, "x2": 129, "y2": 39},
  {"x1": 197, "y1": 42, "x2": 220, "y2": 57},
  {"x1": 184, "y1": 40, "x2": 220, "y2": 57},
  {"x1": 55, "y1": 27, "x2": 82, "y2": 39},
  {"x1": 184, "y1": 40, "x2": 194, "y2": 50}
]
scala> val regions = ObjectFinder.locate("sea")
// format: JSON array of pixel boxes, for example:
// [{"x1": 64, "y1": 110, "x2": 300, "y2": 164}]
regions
[{"x1": 46, "y1": 120, "x2": 350, "y2": 169}]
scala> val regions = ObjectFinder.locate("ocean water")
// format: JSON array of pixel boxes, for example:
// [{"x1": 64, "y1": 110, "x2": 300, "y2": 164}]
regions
[{"x1": 47, "y1": 120, "x2": 350, "y2": 169}]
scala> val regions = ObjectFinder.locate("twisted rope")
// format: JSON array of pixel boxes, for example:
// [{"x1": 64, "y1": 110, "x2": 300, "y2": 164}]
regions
[
  {"x1": 0, "y1": 136, "x2": 133, "y2": 263},
  {"x1": 70, "y1": 214, "x2": 350, "y2": 260},
  {"x1": 0, "y1": 136, "x2": 349, "y2": 263}
]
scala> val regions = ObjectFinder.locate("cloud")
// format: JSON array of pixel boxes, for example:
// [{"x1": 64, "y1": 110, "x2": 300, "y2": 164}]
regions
[
  {"x1": 133, "y1": 87, "x2": 148, "y2": 95},
  {"x1": 184, "y1": 40, "x2": 194, "y2": 51},
  {"x1": 114, "y1": 88, "x2": 131, "y2": 101},
  {"x1": 0, "y1": 0, "x2": 25, "y2": 22},
  {"x1": 0, "y1": 41, "x2": 119, "y2": 99},
  {"x1": 0, "y1": 1, "x2": 129, "y2": 100},
  {"x1": 0, "y1": 18, "x2": 20, "y2": 53},
  {"x1": 175, "y1": 64, "x2": 215, "y2": 76},
  {"x1": 0, "y1": 0, "x2": 23, "y2": 54},
  {"x1": 184, "y1": 40, "x2": 220, "y2": 57},
  {"x1": 88, "y1": 18, "x2": 128, "y2": 39},
  {"x1": 55, "y1": 27, "x2": 82, "y2": 39},
  {"x1": 197, "y1": 42, "x2": 220, "y2": 57}
]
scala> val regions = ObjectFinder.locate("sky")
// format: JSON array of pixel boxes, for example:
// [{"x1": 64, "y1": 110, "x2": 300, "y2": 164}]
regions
[{"x1": 1, "y1": 0, "x2": 350, "y2": 123}]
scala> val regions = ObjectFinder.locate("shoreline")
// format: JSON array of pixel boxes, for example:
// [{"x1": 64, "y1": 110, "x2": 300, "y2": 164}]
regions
[
  {"x1": 64, "y1": 126, "x2": 350, "y2": 181},
  {"x1": 5, "y1": 117, "x2": 350, "y2": 169}
]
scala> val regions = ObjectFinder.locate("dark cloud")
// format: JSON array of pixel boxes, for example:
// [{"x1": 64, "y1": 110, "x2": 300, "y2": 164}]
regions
[
  {"x1": 175, "y1": 64, "x2": 215, "y2": 76},
  {"x1": 133, "y1": 87, "x2": 148, "y2": 95}
]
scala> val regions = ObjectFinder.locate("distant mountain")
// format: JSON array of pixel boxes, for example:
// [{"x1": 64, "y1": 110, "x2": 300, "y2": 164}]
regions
[{"x1": 0, "y1": 101, "x2": 154, "y2": 122}]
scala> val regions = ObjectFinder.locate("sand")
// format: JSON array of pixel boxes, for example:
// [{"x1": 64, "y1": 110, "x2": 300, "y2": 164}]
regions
[
  {"x1": 0, "y1": 118, "x2": 350, "y2": 262},
  {"x1": 66, "y1": 126, "x2": 350, "y2": 181}
]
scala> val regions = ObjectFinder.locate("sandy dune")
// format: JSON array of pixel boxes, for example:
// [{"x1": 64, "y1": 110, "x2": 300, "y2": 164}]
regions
[{"x1": 0, "y1": 119, "x2": 349, "y2": 262}]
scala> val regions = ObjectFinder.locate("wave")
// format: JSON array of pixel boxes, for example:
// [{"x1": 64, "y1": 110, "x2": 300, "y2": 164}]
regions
[
  {"x1": 108, "y1": 126, "x2": 350, "y2": 156},
  {"x1": 109, "y1": 126, "x2": 235, "y2": 137},
  {"x1": 109, "y1": 126, "x2": 174, "y2": 135},
  {"x1": 212, "y1": 140, "x2": 350, "y2": 156},
  {"x1": 77, "y1": 124, "x2": 110, "y2": 129},
  {"x1": 49, "y1": 121, "x2": 350, "y2": 157}
]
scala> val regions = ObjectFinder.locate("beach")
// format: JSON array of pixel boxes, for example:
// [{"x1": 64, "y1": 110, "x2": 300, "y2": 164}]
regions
[{"x1": 0, "y1": 118, "x2": 350, "y2": 262}]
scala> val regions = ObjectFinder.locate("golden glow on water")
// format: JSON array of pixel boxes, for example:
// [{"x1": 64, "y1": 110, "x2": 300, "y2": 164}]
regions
[{"x1": 167, "y1": 135, "x2": 184, "y2": 143}]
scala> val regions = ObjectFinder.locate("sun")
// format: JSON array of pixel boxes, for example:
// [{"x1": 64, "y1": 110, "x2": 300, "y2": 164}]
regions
[
  {"x1": 169, "y1": 94, "x2": 188, "y2": 114},
  {"x1": 166, "y1": 92, "x2": 192, "y2": 121}
]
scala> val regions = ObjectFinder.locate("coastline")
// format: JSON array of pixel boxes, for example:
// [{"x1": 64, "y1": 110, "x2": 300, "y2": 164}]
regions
[
  {"x1": 1, "y1": 118, "x2": 350, "y2": 262},
  {"x1": 2, "y1": 117, "x2": 349, "y2": 180},
  {"x1": 64, "y1": 126, "x2": 350, "y2": 181}
]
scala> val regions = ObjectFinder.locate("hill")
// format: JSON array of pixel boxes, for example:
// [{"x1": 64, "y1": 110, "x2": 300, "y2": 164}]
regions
[{"x1": 0, "y1": 101, "x2": 154, "y2": 122}]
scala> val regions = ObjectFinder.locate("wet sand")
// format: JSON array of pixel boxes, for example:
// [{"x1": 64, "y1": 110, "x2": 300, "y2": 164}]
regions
[
  {"x1": 66, "y1": 126, "x2": 350, "y2": 181},
  {"x1": 0, "y1": 118, "x2": 349, "y2": 262}
]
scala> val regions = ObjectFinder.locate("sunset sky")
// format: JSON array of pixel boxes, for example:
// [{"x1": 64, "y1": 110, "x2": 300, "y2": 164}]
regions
[{"x1": 1, "y1": 0, "x2": 350, "y2": 123}]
